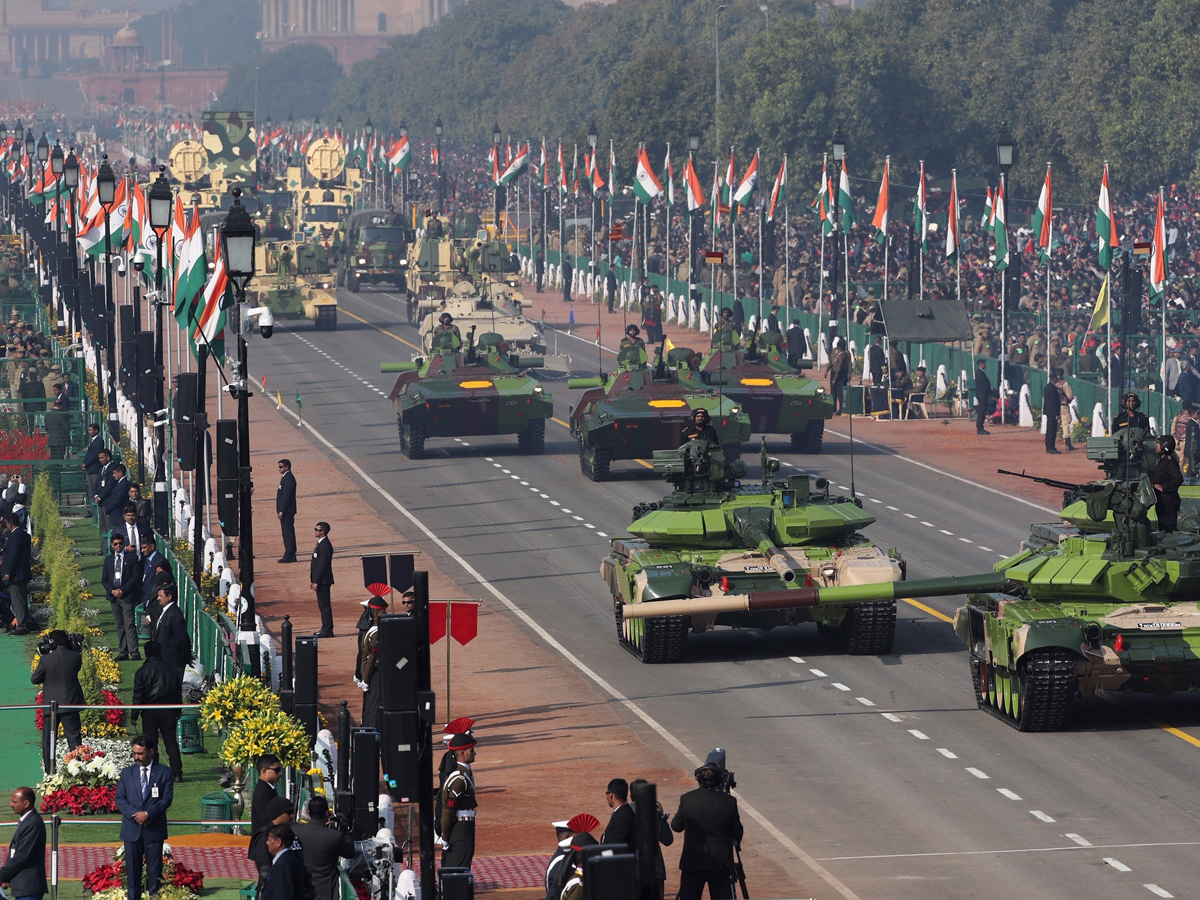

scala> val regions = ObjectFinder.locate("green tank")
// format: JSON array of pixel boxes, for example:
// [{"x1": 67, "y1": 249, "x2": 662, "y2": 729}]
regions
[
  {"x1": 695, "y1": 330, "x2": 834, "y2": 452},
  {"x1": 602, "y1": 439, "x2": 905, "y2": 663},
  {"x1": 250, "y1": 239, "x2": 335, "y2": 328},
  {"x1": 383, "y1": 328, "x2": 553, "y2": 459},
  {"x1": 568, "y1": 339, "x2": 753, "y2": 481}
]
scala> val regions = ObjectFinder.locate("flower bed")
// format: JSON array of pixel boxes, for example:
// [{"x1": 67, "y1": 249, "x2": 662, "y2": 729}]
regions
[
  {"x1": 83, "y1": 844, "x2": 203, "y2": 900},
  {"x1": 37, "y1": 744, "x2": 120, "y2": 815}
]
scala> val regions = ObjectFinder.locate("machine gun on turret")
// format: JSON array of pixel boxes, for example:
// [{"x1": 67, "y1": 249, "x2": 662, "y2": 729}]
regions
[{"x1": 652, "y1": 331, "x2": 670, "y2": 381}]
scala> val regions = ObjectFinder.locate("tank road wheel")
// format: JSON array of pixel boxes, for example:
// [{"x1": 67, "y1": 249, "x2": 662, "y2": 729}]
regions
[
  {"x1": 518, "y1": 417, "x2": 546, "y2": 454},
  {"x1": 347, "y1": 271, "x2": 360, "y2": 293},
  {"x1": 1013, "y1": 650, "x2": 1078, "y2": 732},
  {"x1": 402, "y1": 422, "x2": 426, "y2": 460},
  {"x1": 841, "y1": 601, "x2": 896, "y2": 655},
  {"x1": 791, "y1": 418, "x2": 825, "y2": 454}
]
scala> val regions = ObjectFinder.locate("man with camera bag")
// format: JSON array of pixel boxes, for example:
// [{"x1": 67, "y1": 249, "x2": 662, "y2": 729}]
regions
[
  {"x1": 671, "y1": 750, "x2": 744, "y2": 900},
  {"x1": 31, "y1": 631, "x2": 84, "y2": 772}
]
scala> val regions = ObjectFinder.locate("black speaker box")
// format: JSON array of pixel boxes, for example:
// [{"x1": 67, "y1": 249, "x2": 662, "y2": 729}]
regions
[
  {"x1": 439, "y1": 868, "x2": 473, "y2": 900},
  {"x1": 377, "y1": 614, "x2": 418, "y2": 712},
  {"x1": 295, "y1": 635, "x2": 318, "y2": 704},
  {"x1": 215, "y1": 419, "x2": 238, "y2": 479},
  {"x1": 175, "y1": 373, "x2": 198, "y2": 423},
  {"x1": 175, "y1": 422, "x2": 195, "y2": 470},
  {"x1": 216, "y1": 477, "x2": 238, "y2": 536},
  {"x1": 379, "y1": 710, "x2": 420, "y2": 800},
  {"x1": 349, "y1": 727, "x2": 380, "y2": 834},
  {"x1": 137, "y1": 331, "x2": 155, "y2": 375},
  {"x1": 581, "y1": 846, "x2": 638, "y2": 900}
]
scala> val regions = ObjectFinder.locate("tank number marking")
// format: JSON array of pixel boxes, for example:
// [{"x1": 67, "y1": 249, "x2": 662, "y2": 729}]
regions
[
  {"x1": 739, "y1": 565, "x2": 773, "y2": 572},
  {"x1": 506, "y1": 399, "x2": 518, "y2": 405},
  {"x1": 1137, "y1": 622, "x2": 1183, "y2": 629}
]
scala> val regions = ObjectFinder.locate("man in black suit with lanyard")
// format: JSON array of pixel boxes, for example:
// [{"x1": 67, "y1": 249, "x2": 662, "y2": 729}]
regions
[
  {"x1": 276, "y1": 459, "x2": 298, "y2": 563},
  {"x1": 310, "y1": 521, "x2": 334, "y2": 637},
  {"x1": 0, "y1": 787, "x2": 46, "y2": 900}
]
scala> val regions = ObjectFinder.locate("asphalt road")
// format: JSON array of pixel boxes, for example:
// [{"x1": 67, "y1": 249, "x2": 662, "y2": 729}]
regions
[{"x1": 250, "y1": 288, "x2": 1200, "y2": 900}]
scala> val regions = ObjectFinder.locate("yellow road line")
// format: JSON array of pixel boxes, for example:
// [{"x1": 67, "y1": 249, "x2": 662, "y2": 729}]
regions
[
  {"x1": 340, "y1": 308, "x2": 423, "y2": 352},
  {"x1": 635, "y1": 458, "x2": 653, "y2": 469},
  {"x1": 1150, "y1": 720, "x2": 1200, "y2": 750},
  {"x1": 901, "y1": 597, "x2": 953, "y2": 623},
  {"x1": 552, "y1": 417, "x2": 571, "y2": 429}
]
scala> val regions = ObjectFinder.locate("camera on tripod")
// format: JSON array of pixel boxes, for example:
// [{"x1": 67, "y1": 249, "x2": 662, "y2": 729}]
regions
[{"x1": 696, "y1": 748, "x2": 737, "y2": 792}]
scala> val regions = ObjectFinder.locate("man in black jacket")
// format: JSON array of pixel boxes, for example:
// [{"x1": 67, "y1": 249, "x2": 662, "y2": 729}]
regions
[
  {"x1": 140, "y1": 537, "x2": 168, "y2": 630},
  {"x1": 276, "y1": 460, "x2": 298, "y2": 563},
  {"x1": 151, "y1": 584, "x2": 192, "y2": 673},
  {"x1": 248, "y1": 755, "x2": 283, "y2": 895},
  {"x1": 31, "y1": 631, "x2": 84, "y2": 771},
  {"x1": 2, "y1": 512, "x2": 32, "y2": 634},
  {"x1": 600, "y1": 778, "x2": 635, "y2": 853},
  {"x1": 261, "y1": 825, "x2": 310, "y2": 900},
  {"x1": 102, "y1": 464, "x2": 132, "y2": 527},
  {"x1": 92, "y1": 447, "x2": 114, "y2": 510},
  {"x1": 117, "y1": 506, "x2": 152, "y2": 561},
  {"x1": 1043, "y1": 376, "x2": 1062, "y2": 454},
  {"x1": 786, "y1": 320, "x2": 807, "y2": 367},
  {"x1": 671, "y1": 762, "x2": 743, "y2": 900},
  {"x1": 103, "y1": 533, "x2": 144, "y2": 661},
  {"x1": 0, "y1": 787, "x2": 47, "y2": 900},
  {"x1": 81, "y1": 424, "x2": 104, "y2": 498},
  {"x1": 974, "y1": 359, "x2": 992, "y2": 435},
  {"x1": 293, "y1": 796, "x2": 354, "y2": 900},
  {"x1": 310, "y1": 521, "x2": 335, "y2": 637},
  {"x1": 131, "y1": 641, "x2": 184, "y2": 783}
]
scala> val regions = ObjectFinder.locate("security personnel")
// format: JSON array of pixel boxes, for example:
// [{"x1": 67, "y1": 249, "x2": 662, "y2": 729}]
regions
[
  {"x1": 712, "y1": 308, "x2": 739, "y2": 350},
  {"x1": 1113, "y1": 392, "x2": 1151, "y2": 431},
  {"x1": 559, "y1": 831, "x2": 597, "y2": 900},
  {"x1": 438, "y1": 731, "x2": 478, "y2": 870},
  {"x1": 433, "y1": 313, "x2": 462, "y2": 350},
  {"x1": 682, "y1": 408, "x2": 720, "y2": 445},
  {"x1": 619, "y1": 325, "x2": 646, "y2": 351},
  {"x1": 671, "y1": 761, "x2": 744, "y2": 900}
]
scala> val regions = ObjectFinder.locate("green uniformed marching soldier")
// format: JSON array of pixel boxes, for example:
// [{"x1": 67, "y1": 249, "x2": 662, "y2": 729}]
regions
[
  {"x1": 433, "y1": 312, "x2": 463, "y2": 351},
  {"x1": 439, "y1": 731, "x2": 478, "y2": 869},
  {"x1": 712, "y1": 308, "x2": 740, "y2": 350},
  {"x1": 682, "y1": 407, "x2": 720, "y2": 446},
  {"x1": 619, "y1": 324, "x2": 646, "y2": 351}
]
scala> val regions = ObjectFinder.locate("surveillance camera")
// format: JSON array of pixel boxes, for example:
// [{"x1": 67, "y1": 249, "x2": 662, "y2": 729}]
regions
[
  {"x1": 222, "y1": 383, "x2": 238, "y2": 395},
  {"x1": 247, "y1": 305, "x2": 275, "y2": 339},
  {"x1": 116, "y1": 261, "x2": 126, "y2": 276}
]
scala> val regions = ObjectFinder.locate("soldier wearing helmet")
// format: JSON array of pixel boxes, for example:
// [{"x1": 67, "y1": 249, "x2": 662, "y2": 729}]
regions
[
  {"x1": 682, "y1": 407, "x2": 719, "y2": 446},
  {"x1": 433, "y1": 312, "x2": 462, "y2": 350},
  {"x1": 1153, "y1": 434, "x2": 1183, "y2": 532},
  {"x1": 1113, "y1": 392, "x2": 1150, "y2": 431},
  {"x1": 619, "y1": 324, "x2": 645, "y2": 351}
]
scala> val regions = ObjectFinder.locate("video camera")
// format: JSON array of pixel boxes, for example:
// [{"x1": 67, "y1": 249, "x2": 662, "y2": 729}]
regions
[
  {"x1": 695, "y1": 748, "x2": 736, "y2": 793},
  {"x1": 37, "y1": 632, "x2": 83, "y2": 656}
]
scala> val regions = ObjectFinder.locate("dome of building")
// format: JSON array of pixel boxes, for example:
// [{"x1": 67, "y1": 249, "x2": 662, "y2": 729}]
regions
[{"x1": 112, "y1": 25, "x2": 141, "y2": 47}]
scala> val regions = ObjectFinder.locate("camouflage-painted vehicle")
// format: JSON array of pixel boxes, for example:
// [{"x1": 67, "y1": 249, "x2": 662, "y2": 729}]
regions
[
  {"x1": 338, "y1": 209, "x2": 408, "y2": 293},
  {"x1": 695, "y1": 330, "x2": 833, "y2": 452},
  {"x1": 248, "y1": 240, "x2": 337, "y2": 329},
  {"x1": 604, "y1": 439, "x2": 904, "y2": 663},
  {"x1": 408, "y1": 222, "x2": 519, "y2": 316},
  {"x1": 416, "y1": 279, "x2": 544, "y2": 355},
  {"x1": 288, "y1": 136, "x2": 362, "y2": 245},
  {"x1": 382, "y1": 328, "x2": 553, "y2": 459},
  {"x1": 568, "y1": 340, "x2": 752, "y2": 481},
  {"x1": 202, "y1": 111, "x2": 256, "y2": 184}
]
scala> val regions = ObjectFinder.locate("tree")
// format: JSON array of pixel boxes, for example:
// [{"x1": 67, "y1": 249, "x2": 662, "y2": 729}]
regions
[
  {"x1": 134, "y1": 0, "x2": 261, "y2": 69},
  {"x1": 219, "y1": 44, "x2": 345, "y2": 122}
]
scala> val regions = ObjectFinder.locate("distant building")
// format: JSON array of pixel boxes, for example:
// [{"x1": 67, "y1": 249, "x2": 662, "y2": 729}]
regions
[{"x1": 0, "y1": 0, "x2": 137, "y2": 77}]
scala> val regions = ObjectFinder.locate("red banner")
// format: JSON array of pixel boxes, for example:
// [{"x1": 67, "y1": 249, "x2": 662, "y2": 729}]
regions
[
  {"x1": 427, "y1": 601, "x2": 479, "y2": 645},
  {"x1": 428, "y1": 602, "x2": 448, "y2": 644}
]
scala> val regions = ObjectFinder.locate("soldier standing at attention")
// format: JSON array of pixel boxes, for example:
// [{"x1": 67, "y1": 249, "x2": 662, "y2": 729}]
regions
[
  {"x1": 712, "y1": 308, "x2": 739, "y2": 350},
  {"x1": 439, "y1": 731, "x2": 479, "y2": 870}
]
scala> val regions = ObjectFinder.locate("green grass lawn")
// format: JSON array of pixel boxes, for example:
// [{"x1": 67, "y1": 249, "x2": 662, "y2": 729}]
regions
[{"x1": 54, "y1": 877, "x2": 248, "y2": 900}]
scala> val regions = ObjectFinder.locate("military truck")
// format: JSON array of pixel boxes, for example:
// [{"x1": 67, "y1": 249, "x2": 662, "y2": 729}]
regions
[
  {"x1": 337, "y1": 209, "x2": 408, "y2": 293},
  {"x1": 289, "y1": 135, "x2": 362, "y2": 246}
]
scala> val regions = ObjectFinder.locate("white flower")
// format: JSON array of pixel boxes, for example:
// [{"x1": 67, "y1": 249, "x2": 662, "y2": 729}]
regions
[{"x1": 66, "y1": 759, "x2": 81, "y2": 776}]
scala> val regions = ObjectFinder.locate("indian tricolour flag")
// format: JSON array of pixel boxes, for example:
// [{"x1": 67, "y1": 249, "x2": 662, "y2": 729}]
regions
[
  {"x1": 632, "y1": 147, "x2": 663, "y2": 203},
  {"x1": 1096, "y1": 162, "x2": 1118, "y2": 269},
  {"x1": 558, "y1": 141, "x2": 568, "y2": 197},
  {"x1": 945, "y1": 170, "x2": 960, "y2": 264},
  {"x1": 499, "y1": 143, "x2": 529, "y2": 185},
  {"x1": 871, "y1": 157, "x2": 889, "y2": 245},
  {"x1": 173, "y1": 208, "x2": 207, "y2": 333},
  {"x1": 767, "y1": 156, "x2": 786, "y2": 223},
  {"x1": 992, "y1": 180, "x2": 1009, "y2": 272},
  {"x1": 733, "y1": 150, "x2": 758, "y2": 211},
  {"x1": 838, "y1": 159, "x2": 855, "y2": 231},
  {"x1": 663, "y1": 147, "x2": 674, "y2": 206},
  {"x1": 982, "y1": 187, "x2": 994, "y2": 234},
  {"x1": 811, "y1": 157, "x2": 833, "y2": 237},
  {"x1": 1030, "y1": 163, "x2": 1053, "y2": 264},
  {"x1": 684, "y1": 154, "x2": 705, "y2": 212},
  {"x1": 388, "y1": 135, "x2": 410, "y2": 171},
  {"x1": 913, "y1": 160, "x2": 927, "y2": 253},
  {"x1": 193, "y1": 240, "x2": 232, "y2": 360},
  {"x1": 1150, "y1": 189, "x2": 1167, "y2": 301}
]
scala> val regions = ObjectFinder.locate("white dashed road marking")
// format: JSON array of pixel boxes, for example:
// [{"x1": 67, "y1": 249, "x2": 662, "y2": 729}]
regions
[
  {"x1": 1030, "y1": 811, "x2": 1055, "y2": 823},
  {"x1": 908, "y1": 730, "x2": 929, "y2": 740},
  {"x1": 1065, "y1": 834, "x2": 1092, "y2": 847},
  {"x1": 966, "y1": 768, "x2": 989, "y2": 779},
  {"x1": 1104, "y1": 859, "x2": 1132, "y2": 872},
  {"x1": 937, "y1": 748, "x2": 957, "y2": 759},
  {"x1": 997, "y1": 789, "x2": 1022, "y2": 801}
]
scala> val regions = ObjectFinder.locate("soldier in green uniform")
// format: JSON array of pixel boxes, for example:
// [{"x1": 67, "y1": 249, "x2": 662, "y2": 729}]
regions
[
  {"x1": 439, "y1": 731, "x2": 478, "y2": 870},
  {"x1": 433, "y1": 313, "x2": 463, "y2": 351},
  {"x1": 712, "y1": 308, "x2": 739, "y2": 350},
  {"x1": 619, "y1": 324, "x2": 646, "y2": 351}
]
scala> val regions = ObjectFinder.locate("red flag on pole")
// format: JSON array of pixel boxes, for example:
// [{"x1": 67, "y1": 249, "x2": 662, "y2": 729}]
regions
[
  {"x1": 449, "y1": 602, "x2": 478, "y2": 645},
  {"x1": 428, "y1": 602, "x2": 448, "y2": 644}
]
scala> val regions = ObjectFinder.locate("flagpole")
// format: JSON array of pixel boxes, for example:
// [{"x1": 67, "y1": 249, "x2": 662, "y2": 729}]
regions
[
  {"x1": 710, "y1": 160, "x2": 718, "y2": 329},
  {"x1": 783, "y1": 155, "x2": 790, "y2": 315},
  {"x1": 730, "y1": 147, "x2": 738, "y2": 312},
  {"x1": 1161, "y1": 186, "x2": 1167, "y2": 430},
  {"x1": 665, "y1": 143, "x2": 671, "y2": 292},
  {"x1": 818, "y1": 154, "x2": 826, "y2": 368}
]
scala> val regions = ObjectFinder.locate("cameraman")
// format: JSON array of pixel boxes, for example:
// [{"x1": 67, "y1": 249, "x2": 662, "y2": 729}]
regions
[
  {"x1": 31, "y1": 630, "x2": 84, "y2": 771},
  {"x1": 671, "y1": 756, "x2": 743, "y2": 900}
]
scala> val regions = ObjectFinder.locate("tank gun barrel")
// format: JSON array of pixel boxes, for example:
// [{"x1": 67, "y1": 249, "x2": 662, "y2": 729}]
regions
[
  {"x1": 733, "y1": 513, "x2": 797, "y2": 584},
  {"x1": 622, "y1": 572, "x2": 1011, "y2": 619},
  {"x1": 381, "y1": 361, "x2": 421, "y2": 373},
  {"x1": 998, "y1": 468, "x2": 1083, "y2": 493},
  {"x1": 568, "y1": 376, "x2": 605, "y2": 389}
]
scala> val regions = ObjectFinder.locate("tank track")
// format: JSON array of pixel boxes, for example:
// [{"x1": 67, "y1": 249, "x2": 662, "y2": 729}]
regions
[
  {"x1": 580, "y1": 443, "x2": 612, "y2": 481},
  {"x1": 791, "y1": 418, "x2": 825, "y2": 454},
  {"x1": 614, "y1": 597, "x2": 687, "y2": 664},
  {"x1": 842, "y1": 600, "x2": 896, "y2": 655},
  {"x1": 974, "y1": 650, "x2": 1078, "y2": 732},
  {"x1": 400, "y1": 420, "x2": 426, "y2": 460},
  {"x1": 518, "y1": 417, "x2": 546, "y2": 454}
]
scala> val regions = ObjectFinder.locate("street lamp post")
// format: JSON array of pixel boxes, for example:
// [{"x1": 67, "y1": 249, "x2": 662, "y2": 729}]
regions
[
  {"x1": 97, "y1": 155, "x2": 119, "y2": 444},
  {"x1": 62, "y1": 150, "x2": 79, "y2": 342},
  {"x1": 434, "y1": 116, "x2": 444, "y2": 210},
  {"x1": 363, "y1": 118, "x2": 375, "y2": 206},
  {"x1": 996, "y1": 122, "x2": 1015, "y2": 426},
  {"x1": 492, "y1": 123, "x2": 502, "y2": 231},
  {"x1": 148, "y1": 167, "x2": 173, "y2": 532},
  {"x1": 220, "y1": 188, "x2": 260, "y2": 650},
  {"x1": 408, "y1": 169, "x2": 418, "y2": 226},
  {"x1": 760, "y1": 2, "x2": 769, "y2": 32},
  {"x1": 587, "y1": 119, "x2": 598, "y2": 283},
  {"x1": 715, "y1": 5, "x2": 726, "y2": 156},
  {"x1": 50, "y1": 143, "x2": 63, "y2": 339}
]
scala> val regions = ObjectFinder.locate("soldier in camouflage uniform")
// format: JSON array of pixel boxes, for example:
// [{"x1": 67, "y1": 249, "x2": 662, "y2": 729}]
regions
[
  {"x1": 619, "y1": 324, "x2": 646, "y2": 352},
  {"x1": 432, "y1": 313, "x2": 463, "y2": 351},
  {"x1": 712, "y1": 308, "x2": 739, "y2": 350},
  {"x1": 439, "y1": 731, "x2": 478, "y2": 870}
]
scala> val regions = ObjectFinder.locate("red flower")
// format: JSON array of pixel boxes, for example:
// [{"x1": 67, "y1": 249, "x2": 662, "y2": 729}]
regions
[{"x1": 40, "y1": 785, "x2": 118, "y2": 815}]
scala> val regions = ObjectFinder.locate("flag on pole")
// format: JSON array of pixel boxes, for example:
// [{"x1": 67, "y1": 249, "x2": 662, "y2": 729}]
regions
[
  {"x1": 811, "y1": 158, "x2": 833, "y2": 236},
  {"x1": 608, "y1": 141, "x2": 617, "y2": 196},
  {"x1": 541, "y1": 140, "x2": 549, "y2": 189},
  {"x1": 173, "y1": 208, "x2": 207, "y2": 332},
  {"x1": 1089, "y1": 272, "x2": 1110, "y2": 332},
  {"x1": 992, "y1": 179, "x2": 1009, "y2": 272},
  {"x1": 296, "y1": 387, "x2": 302, "y2": 409},
  {"x1": 684, "y1": 154, "x2": 705, "y2": 212},
  {"x1": 558, "y1": 141, "x2": 567, "y2": 197},
  {"x1": 1031, "y1": 163, "x2": 1053, "y2": 264},
  {"x1": 913, "y1": 160, "x2": 927, "y2": 253},
  {"x1": 838, "y1": 159, "x2": 855, "y2": 231},
  {"x1": 732, "y1": 150, "x2": 758, "y2": 211},
  {"x1": 721, "y1": 150, "x2": 734, "y2": 216},
  {"x1": 1096, "y1": 162, "x2": 1118, "y2": 269},
  {"x1": 499, "y1": 143, "x2": 529, "y2": 185},
  {"x1": 192, "y1": 238, "x2": 232, "y2": 360},
  {"x1": 663, "y1": 147, "x2": 675, "y2": 206},
  {"x1": 767, "y1": 156, "x2": 786, "y2": 222},
  {"x1": 592, "y1": 149, "x2": 605, "y2": 191},
  {"x1": 571, "y1": 145, "x2": 578, "y2": 198},
  {"x1": 387, "y1": 135, "x2": 411, "y2": 170},
  {"x1": 945, "y1": 170, "x2": 960, "y2": 264},
  {"x1": 1150, "y1": 189, "x2": 1167, "y2": 301},
  {"x1": 982, "y1": 187, "x2": 994, "y2": 234},
  {"x1": 632, "y1": 147, "x2": 664, "y2": 203},
  {"x1": 710, "y1": 166, "x2": 722, "y2": 237},
  {"x1": 871, "y1": 157, "x2": 889, "y2": 245}
]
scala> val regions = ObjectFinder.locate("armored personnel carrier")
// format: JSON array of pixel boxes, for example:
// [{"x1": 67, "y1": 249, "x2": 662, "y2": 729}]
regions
[
  {"x1": 694, "y1": 330, "x2": 833, "y2": 452},
  {"x1": 416, "y1": 277, "x2": 544, "y2": 355},
  {"x1": 382, "y1": 328, "x2": 553, "y2": 459},
  {"x1": 604, "y1": 439, "x2": 904, "y2": 662},
  {"x1": 569, "y1": 340, "x2": 753, "y2": 481}
]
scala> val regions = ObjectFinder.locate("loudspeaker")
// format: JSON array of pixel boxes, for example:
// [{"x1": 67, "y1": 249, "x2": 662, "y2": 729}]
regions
[
  {"x1": 136, "y1": 332, "x2": 156, "y2": 412},
  {"x1": 137, "y1": 331, "x2": 155, "y2": 373},
  {"x1": 92, "y1": 284, "x2": 106, "y2": 323},
  {"x1": 438, "y1": 868, "x2": 473, "y2": 900},
  {"x1": 379, "y1": 710, "x2": 420, "y2": 800},
  {"x1": 349, "y1": 727, "x2": 380, "y2": 839},
  {"x1": 119, "y1": 306, "x2": 135, "y2": 391},
  {"x1": 216, "y1": 478, "x2": 238, "y2": 536},
  {"x1": 295, "y1": 703, "x2": 318, "y2": 742},
  {"x1": 581, "y1": 846, "x2": 638, "y2": 900},
  {"x1": 762, "y1": 217, "x2": 777, "y2": 268},
  {"x1": 377, "y1": 614, "x2": 418, "y2": 712},
  {"x1": 175, "y1": 373, "x2": 198, "y2": 423},
  {"x1": 1128, "y1": 269, "x2": 1144, "y2": 333},
  {"x1": 215, "y1": 419, "x2": 238, "y2": 479},
  {"x1": 175, "y1": 422, "x2": 196, "y2": 470},
  {"x1": 137, "y1": 374, "x2": 157, "y2": 415},
  {"x1": 295, "y1": 635, "x2": 318, "y2": 704}
]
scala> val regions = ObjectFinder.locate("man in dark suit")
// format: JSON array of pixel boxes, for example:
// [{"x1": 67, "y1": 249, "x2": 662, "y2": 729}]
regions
[
  {"x1": 92, "y1": 449, "x2": 114, "y2": 510},
  {"x1": 309, "y1": 521, "x2": 335, "y2": 637},
  {"x1": 127, "y1": 484, "x2": 153, "y2": 526},
  {"x1": 600, "y1": 778, "x2": 635, "y2": 854},
  {"x1": 0, "y1": 787, "x2": 47, "y2": 900},
  {"x1": 140, "y1": 536, "x2": 168, "y2": 630},
  {"x1": 102, "y1": 533, "x2": 143, "y2": 661},
  {"x1": 151, "y1": 583, "x2": 192, "y2": 673},
  {"x1": 80, "y1": 424, "x2": 104, "y2": 498},
  {"x1": 131, "y1": 641, "x2": 184, "y2": 783},
  {"x1": 115, "y1": 735, "x2": 174, "y2": 900},
  {"x1": 276, "y1": 459, "x2": 298, "y2": 563},
  {"x1": 974, "y1": 359, "x2": 992, "y2": 435},
  {"x1": 102, "y1": 464, "x2": 132, "y2": 527},
  {"x1": 117, "y1": 506, "x2": 152, "y2": 561},
  {"x1": 31, "y1": 630, "x2": 85, "y2": 771},
  {"x1": 293, "y1": 796, "x2": 354, "y2": 900},
  {"x1": 248, "y1": 755, "x2": 283, "y2": 893},
  {"x1": 671, "y1": 762, "x2": 743, "y2": 900},
  {"x1": 2, "y1": 512, "x2": 32, "y2": 634},
  {"x1": 260, "y1": 824, "x2": 309, "y2": 900},
  {"x1": 786, "y1": 320, "x2": 807, "y2": 368},
  {"x1": 1043, "y1": 375, "x2": 1062, "y2": 455}
]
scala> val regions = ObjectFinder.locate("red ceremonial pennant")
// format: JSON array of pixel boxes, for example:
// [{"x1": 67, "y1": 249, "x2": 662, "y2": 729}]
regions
[
  {"x1": 450, "y1": 602, "x2": 478, "y2": 646},
  {"x1": 428, "y1": 601, "x2": 448, "y2": 644}
]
